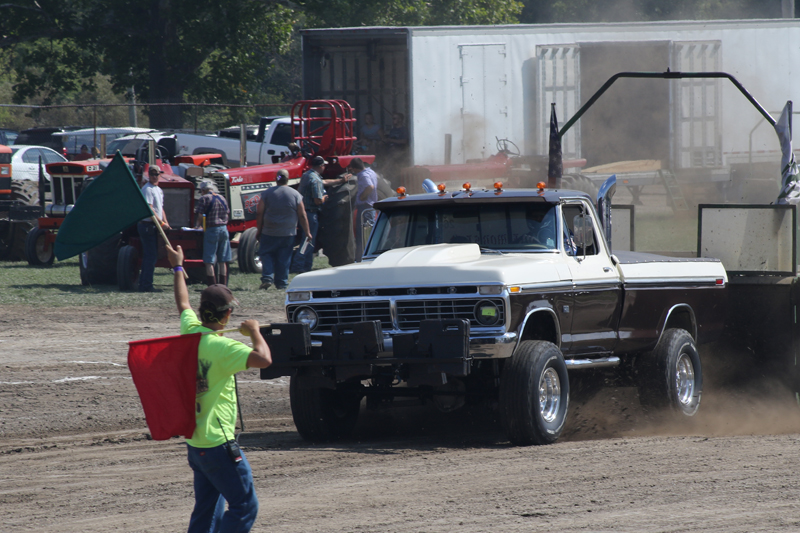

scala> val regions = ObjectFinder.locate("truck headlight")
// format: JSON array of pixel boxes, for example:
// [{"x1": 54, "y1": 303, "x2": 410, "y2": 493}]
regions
[
  {"x1": 294, "y1": 306, "x2": 318, "y2": 330},
  {"x1": 474, "y1": 300, "x2": 500, "y2": 326},
  {"x1": 287, "y1": 291, "x2": 311, "y2": 302},
  {"x1": 478, "y1": 285, "x2": 503, "y2": 295}
]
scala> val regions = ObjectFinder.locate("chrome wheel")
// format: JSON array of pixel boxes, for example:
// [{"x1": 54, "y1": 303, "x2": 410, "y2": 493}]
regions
[
  {"x1": 675, "y1": 353, "x2": 695, "y2": 406},
  {"x1": 539, "y1": 367, "x2": 561, "y2": 423}
]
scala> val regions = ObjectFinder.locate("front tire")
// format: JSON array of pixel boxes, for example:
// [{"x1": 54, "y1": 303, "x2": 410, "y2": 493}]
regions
[
  {"x1": 638, "y1": 328, "x2": 702, "y2": 416},
  {"x1": 24, "y1": 226, "x2": 54, "y2": 266},
  {"x1": 116, "y1": 245, "x2": 139, "y2": 291},
  {"x1": 499, "y1": 340, "x2": 570, "y2": 446},
  {"x1": 290, "y1": 372, "x2": 362, "y2": 442},
  {"x1": 237, "y1": 227, "x2": 261, "y2": 274}
]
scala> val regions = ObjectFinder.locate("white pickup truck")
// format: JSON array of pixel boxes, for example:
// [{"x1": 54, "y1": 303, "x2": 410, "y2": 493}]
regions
[
  {"x1": 175, "y1": 116, "x2": 293, "y2": 167},
  {"x1": 260, "y1": 181, "x2": 728, "y2": 445}
]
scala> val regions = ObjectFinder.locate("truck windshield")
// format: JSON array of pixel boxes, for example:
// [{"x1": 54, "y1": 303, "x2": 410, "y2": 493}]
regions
[{"x1": 365, "y1": 202, "x2": 558, "y2": 255}]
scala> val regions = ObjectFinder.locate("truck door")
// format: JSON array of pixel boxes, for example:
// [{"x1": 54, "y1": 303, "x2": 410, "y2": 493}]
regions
[
  {"x1": 256, "y1": 121, "x2": 293, "y2": 164},
  {"x1": 561, "y1": 200, "x2": 621, "y2": 355}
]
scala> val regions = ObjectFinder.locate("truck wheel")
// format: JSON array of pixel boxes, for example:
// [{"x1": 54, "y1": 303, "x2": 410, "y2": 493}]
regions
[
  {"x1": 289, "y1": 374, "x2": 362, "y2": 442},
  {"x1": 237, "y1": 227, "x2": 261, "y2": 273},
  {"x1": 117, "y1": 245, "x2": 139, "y2": 291},
  {"x1": 499, "y1": 340, "x2": 570, "y2": 446},
  {"x1": 638, "y1": 328, "x2": 702, "y2": 416},
  {"x1": 24, "y1": 226, "x2": 54, "y2": 266}
]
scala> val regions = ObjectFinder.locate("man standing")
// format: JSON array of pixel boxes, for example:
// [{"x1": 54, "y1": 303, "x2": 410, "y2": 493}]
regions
[
  {"x1": 165, "y1": 243, "x2": 271, "y2": 533},
  {"x1": 290, "y1": 155, "x2": 345, "y2": 273},
  {"x1": 195, "y1": 181, "x2": 232, "y2": 286},
  {"x1": 348, "y1": 158, "x2": 378, "y2": 262},
  {"x1": 137, "y1": 166, "x2": 170, "y2": 292},
  {"x1": 255, "y1": 169, "x2": 311, "y2": 290}
]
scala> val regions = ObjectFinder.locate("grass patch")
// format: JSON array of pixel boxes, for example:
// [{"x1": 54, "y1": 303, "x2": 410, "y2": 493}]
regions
[{"x1": 1, "y1": 255, "x2": 331, "y2": 311}]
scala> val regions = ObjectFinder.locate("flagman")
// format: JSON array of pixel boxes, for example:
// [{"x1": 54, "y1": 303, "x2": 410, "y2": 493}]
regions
[{"x1": 166, "y1": 243, "x2": 271, "y2": 533}]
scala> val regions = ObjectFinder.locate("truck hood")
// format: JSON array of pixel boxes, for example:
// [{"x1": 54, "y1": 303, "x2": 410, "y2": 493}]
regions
[{"x1": 289, "y1": 244, "x2": 570, "y2": 289}]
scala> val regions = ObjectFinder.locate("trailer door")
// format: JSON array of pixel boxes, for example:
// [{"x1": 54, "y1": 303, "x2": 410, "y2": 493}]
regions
[{"x1": 460, "y1": 43, "x2": 509, "y2": 161}]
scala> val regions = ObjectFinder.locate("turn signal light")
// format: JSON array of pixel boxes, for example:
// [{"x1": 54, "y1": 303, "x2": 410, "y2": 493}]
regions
[
  {"x1": 716, "y1": 278, "x2": 725, "y2": 285},
  {"x1": 396, "y1": 186, "x2": 406, "y2": 197},
  {"x1": 437, "y1": 183, "x2": 447, "y2": 192}
]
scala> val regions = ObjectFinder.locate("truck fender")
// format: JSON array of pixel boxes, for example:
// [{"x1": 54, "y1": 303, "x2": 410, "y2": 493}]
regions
[
  {"x1": 515, "y1": 307, "x2": 561, "y2": 351},
  {"x1": 657, "y1": 303, "x2": 697, "y2": 344}
]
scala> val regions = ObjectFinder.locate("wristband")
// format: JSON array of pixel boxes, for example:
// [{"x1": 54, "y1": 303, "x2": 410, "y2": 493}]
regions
[{"x1": 173, "y1": 266, "x2": 184, "y2": 273}]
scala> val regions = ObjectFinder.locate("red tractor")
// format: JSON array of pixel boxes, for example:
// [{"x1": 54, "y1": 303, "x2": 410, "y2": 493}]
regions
[{"x1": 24, "y1": 99, "x2": 378, "y2": 286}]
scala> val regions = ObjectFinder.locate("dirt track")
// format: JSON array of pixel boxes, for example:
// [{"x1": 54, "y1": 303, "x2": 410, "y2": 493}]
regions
[{"x1": 3, "y1": 304, "x2": 800, "y2": 532}]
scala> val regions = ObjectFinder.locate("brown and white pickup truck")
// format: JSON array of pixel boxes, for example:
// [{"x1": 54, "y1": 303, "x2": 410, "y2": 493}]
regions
[{"x1": 263, "y1": 180, "x2": 727, "y2": 445}]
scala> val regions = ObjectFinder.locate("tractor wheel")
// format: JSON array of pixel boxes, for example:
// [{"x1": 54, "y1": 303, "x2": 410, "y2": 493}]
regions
[
  {"x1": 290, "y1": 373, "x2": 362, "y2": 442},
  {"x1": 117, "y1": 245, "x2": 139, "y2": 291},
  {"x1": 499, "y1": 340, "x2": 570, "y2": 446},
  {"x1": 79, "y1": 252, "x2": 90, "y2": 285},
  {"x1": 81, "y1": 234, "x2": 121, "y2": 285},
  {"x1": 25, "y1": 226, "x2": 54, "y2": 266},
  {"x1": 638, "y1": 328, "x2": 702, "y2": 417},
  {"x1": 0, "y1": 180, "x2": 39, "y2": 261},
  {"x1": 237, "y1": 227, "x2": 261, "y2": 273},
  {"x1": 563, "y1": 175, "x2": 599, "y2": 202}
]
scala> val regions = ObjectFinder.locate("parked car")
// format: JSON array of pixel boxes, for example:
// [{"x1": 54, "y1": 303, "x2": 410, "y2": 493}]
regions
[
  {"x1": 10, "y1": 145, "x2": 68, "y2": 180},
  {"x1": 0, "y1": 129, "x2": 18, "y2": 146},
  {"x1": 53, "y1": 127, "x2": 157, "y2": 160}
]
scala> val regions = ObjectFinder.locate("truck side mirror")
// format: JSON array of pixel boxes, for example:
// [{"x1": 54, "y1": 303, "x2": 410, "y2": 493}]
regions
[{"x1": 572, "y1": 214, "x2": 595, "y2": 251}]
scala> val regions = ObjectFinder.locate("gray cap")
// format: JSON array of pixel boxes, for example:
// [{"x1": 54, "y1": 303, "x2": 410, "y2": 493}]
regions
[
  {"x1": 200, "y1": 180, "x2": 218, "y2": 193},
  {"x1": 276, "y1": 169, "x2": 289, "y2": 182}
]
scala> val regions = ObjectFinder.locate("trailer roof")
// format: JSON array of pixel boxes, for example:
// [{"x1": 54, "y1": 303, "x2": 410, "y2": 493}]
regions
[{"x1": 302, "y1": 18, "x2": 800, "y2": 38}]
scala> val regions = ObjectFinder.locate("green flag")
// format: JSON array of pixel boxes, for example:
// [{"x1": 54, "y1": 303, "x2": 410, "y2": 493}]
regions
[{"x1": 54, "y1": 153, "x2": 153, "y2": 261}]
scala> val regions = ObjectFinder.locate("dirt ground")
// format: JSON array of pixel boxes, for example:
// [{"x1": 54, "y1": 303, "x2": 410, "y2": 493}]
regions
[{"x1": 3, "y1": 304, "x2": 800, "y2": 532}]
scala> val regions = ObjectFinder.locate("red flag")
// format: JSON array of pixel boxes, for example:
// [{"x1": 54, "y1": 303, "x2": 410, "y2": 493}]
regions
[{"x1": 128, "y1": 333, "x2": 200, "y2": 440}]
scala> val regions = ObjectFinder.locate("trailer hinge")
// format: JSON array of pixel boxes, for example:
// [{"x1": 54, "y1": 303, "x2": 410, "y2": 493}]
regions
[{"x1": 460, "y1": 76, "x2": 468, "y2": 86}]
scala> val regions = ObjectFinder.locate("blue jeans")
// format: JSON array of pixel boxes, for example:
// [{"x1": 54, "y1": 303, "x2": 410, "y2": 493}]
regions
[
  {"x1": 187, "y1": 443, "x2": 258, "y2": 533},
  {"x1": 290, "y1": 211, "x2": 319, "y2": 273},
  {"x1": 258, "y1": 234, "x2": 294, "y2": 288},
  {"x1": 137, "y1": 221, "x2": 157, "y2": 291},
  {"x1": 203, "y1": 225, "x2": 232, "y2": 264}
]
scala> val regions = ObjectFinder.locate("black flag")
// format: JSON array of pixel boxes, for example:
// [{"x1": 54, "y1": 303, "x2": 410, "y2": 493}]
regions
[{"x1": 547, "y1": 103, "x2": 562, "y2": 188}]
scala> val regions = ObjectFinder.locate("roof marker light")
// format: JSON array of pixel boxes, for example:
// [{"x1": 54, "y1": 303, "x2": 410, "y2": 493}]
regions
[
  {"x1": 537, "y1": 181, "x2": 547, "y2": 191},
  {"x1": 396, "y1": 186, "x2": 407, "y2": 197},
  {"x1": 493, "y1": 182, "x2": 503, "y2": 194},
  {"x1": 437, "y1": 183, "x2": 447, "y2": 193},
  {"x1": 463, "y1": 182, "x2": 471, "y2": 191}
]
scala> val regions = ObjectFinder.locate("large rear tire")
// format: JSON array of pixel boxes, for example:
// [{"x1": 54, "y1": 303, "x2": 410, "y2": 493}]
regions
[
  {"x1": 638, "y1": 328, "x2": 702, "y2": 417},
  {"x1": 24, "y1": 226, "x2": 54, "y2": 266},
  {"x1": 499, "y1": 340, "x2": 570, "y2": 446},
  {"x1": 237, "y1": 227, "x2": 261, "y2": 273},
  {"x1": 81, "y1": 234, "x2": 120, "y2": 285},
  {"x1": 563, "y1": 175, "x2": 599, "y2": 201},
  {"x1": 290, "y1": 373, "x2": 362, "y2": 442},
  {"x1": 117, "y1": 245, "x2": 139, "y2": 291}
]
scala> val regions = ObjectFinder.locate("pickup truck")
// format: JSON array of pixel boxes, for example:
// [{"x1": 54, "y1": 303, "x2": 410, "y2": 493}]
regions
[
  {"x1": 261, "y1": 181, "x2": 728, "y2": 445},
  {"x1": 175, "y1": 116, "x2": 293, "y2": 167}
]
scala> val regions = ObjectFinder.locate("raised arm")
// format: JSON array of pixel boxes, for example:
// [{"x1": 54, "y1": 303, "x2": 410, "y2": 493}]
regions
[{"x1": 166, "y1": 244, "x2": 191, "y2": 313}]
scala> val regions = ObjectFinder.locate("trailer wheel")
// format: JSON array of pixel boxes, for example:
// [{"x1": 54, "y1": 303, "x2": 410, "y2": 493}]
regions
[
  {"x1": 499, "y1": 340, "x2": 570, "y2": 446},
  {"x1": 117, "y1": 245, "x2": 139, "y2": 291},
  {"x1": 24, "y1": 226, "x2": 54, "y2": 266},
  {"x1": 237, "y1": 227, "x2": 261, "y2": 273},
  {"x1": 638, "y1": 328, "x2": 702, "y2": 417},
  {"x1": 289, "y1": 373, "x2": 362, "y2": 442}
]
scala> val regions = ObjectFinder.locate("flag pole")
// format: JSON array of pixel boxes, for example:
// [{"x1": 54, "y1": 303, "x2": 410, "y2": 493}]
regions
[{"x1": 150, "y1": 212, "x2": 189, "y2": 279}]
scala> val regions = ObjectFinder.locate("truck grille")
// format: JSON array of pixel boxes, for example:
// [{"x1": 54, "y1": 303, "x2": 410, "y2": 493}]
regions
[
  {"x1": 396, "y1": 298, "x2": 505, "y2": 330},
  {"x1": 288, "y1": 297, "x2": 505, "y2": 332},
  {"x1": 289, "y1": 301, "x2": 393, "y2": 331}
]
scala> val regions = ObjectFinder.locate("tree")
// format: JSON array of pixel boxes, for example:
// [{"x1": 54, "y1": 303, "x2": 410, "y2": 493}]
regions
[{"x1": 1, "y1": 0, "x2": 295, "y2": 128}]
